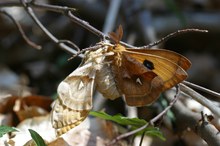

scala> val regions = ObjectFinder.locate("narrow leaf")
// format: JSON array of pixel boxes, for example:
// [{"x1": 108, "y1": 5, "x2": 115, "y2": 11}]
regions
[
  {"x1": 28, "y1": 129, "x2": 46, "y2": 146},
  {"x1": 90, "y1": 111, "x2": 166, "y2": 140},
  {"x1": 90, "y1": 111, "x2": 147, "y2": 128}
]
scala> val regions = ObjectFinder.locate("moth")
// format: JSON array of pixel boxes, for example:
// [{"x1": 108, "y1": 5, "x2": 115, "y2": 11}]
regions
[
  {"x1": 51, "y1": 45, "x2": 120, "y2": 135},
  {"x1": 51, "y1": 26, "x2": 191, "y2": 135},
  {"x1": 107, "y1": 25, "x2": 191, "y2": 106}
]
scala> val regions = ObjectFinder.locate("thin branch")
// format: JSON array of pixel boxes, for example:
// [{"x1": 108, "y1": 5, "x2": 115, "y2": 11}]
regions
[
  {"x1": 30, "y1": 1, "x2": 76, "y2": 13},
  {"x1": 67, "y1": 11, "x2": 106, "y2": 40},
  {"x1": 68, "y1": 44, "x2": 102, "y2": 61},
  {"x1": 0, "y1": 9, "x2": 41, "y2": 50},
  {"x1": 183, "y1": 81, "x2": 220, "y2": 98},
  {"x1": 180, "y1": 83, "x2": 220, "y2": 118},
  {"x1": 139, "y1": 131, "x2": 146, "y2": 146},
  {"x1": 19, "y1": 0, "x2": 82, "y2": 57},
  {"x1": 108, "y1": 85, "x2": 180, "y2": 146},
  {"x1": 136, "y1": 29, "x2": 208, "y2": 49},
  {"x1": 151, "y1": 85, "x2": 180, "y2": 124},
  {"x1": 58, "y1": 40, "x2": 80, "y2": 51}
]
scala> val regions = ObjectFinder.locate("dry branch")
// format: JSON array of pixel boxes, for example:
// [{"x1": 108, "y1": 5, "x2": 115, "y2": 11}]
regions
[
  {"x1": 166, "y1": 92, "x2": 220, "y2": 146},
  {"x1": 180, "y1": 84, "x2": 220, "y2": 118}
]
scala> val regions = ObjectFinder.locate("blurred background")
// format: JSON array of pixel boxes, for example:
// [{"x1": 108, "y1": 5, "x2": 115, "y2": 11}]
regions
[{"x1": 0, "y1": 0, "x2": 220, "y2": 145}]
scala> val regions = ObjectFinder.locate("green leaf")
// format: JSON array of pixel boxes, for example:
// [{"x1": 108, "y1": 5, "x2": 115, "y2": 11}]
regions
[
  {"x1": 90, "y1": 111, "x2": 165, "y2": 140},
  {"x1": 28, "y1": 129, "x2": 46, "y2": 146},
  {"x1": 0, "y1": 125, "x2": 18, "y2": 138},
  {"x1": 90, "y1": 111, "x2": 147, "y2": 128}
]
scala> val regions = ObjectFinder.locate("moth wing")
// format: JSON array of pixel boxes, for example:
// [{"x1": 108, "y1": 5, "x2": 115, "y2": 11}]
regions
[
  {"x1": 112, "y1": 53, "x2": 164, "y2": 106},
  {"x1": 123, "y1": 50, "x2": 188, "y2": 91},
  {"x1": 127, "y1": 49, "x2": 191, "y2": 70},
  {"x1": 51, "y1": 99, "x2": 89, "y2": 136},
  {"x1": 58, "y1": 62, "x2": 96, "y2": 111}
]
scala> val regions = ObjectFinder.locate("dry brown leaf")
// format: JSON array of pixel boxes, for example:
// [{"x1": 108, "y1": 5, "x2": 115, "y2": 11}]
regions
[
  {"x1": 15, "y1": 106, "x2": 48, "y2": 122},
  {"x1": 0, "y1": 94, "x2": 53, "y2": 126}
]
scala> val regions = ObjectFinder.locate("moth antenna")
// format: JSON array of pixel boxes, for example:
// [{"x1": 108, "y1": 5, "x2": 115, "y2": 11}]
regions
[{"x1": 138, "y1": 28, "x2": 208, "y2": 49}]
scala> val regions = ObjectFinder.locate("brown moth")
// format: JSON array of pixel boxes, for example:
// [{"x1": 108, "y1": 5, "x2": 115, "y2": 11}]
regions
[{"x1": 107, "y1": 25, "x2": 191, "y2": 106}]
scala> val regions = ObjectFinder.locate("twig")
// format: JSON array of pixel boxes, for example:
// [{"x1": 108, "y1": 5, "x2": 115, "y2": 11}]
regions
[
  {"x1": 136, "y1": 29, "x2": 208, "y2": 49},
  {"x1": 67, "y1": 11, "x2": 106, "y2": 40},
  {"x1": 180, "y1": 83, "x2": 220, "y2": 118},
  {"x1": 58, "y1": 40, "x2": 80, "y2": 52},
  {"x1": 68, "y1": 44, "x2": 102, "y2": 61},
  {"x1": 108, "y1": 85, "x2": 180, "y2": 146},
  {"x1": 30, "y1": 1, "x2": 76, "y2": 13},
  {"x1": 183, "y1": 81, "x2": 220, "y2": 98},
  {"x1": 19, "y1": 0, "x2": 82, "y2": 57},
  {"x1": 0, "y1": 9, "x2": 41, "y2": 50},
  {"x1": 139, "y1": 131, "x2": 146, "y2": 146}
]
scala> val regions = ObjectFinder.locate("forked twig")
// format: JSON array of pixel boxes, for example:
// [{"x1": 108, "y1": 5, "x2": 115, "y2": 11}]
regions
[
  {"x1": 19, "y1": 0, "x2": 83, "y2": 57},
  {"x1": 0, "y1": 9, "x2": 41, "y2": 50},
  {"x1": 107, "y1": 85, "x2": 180, "y2": 146},
  {"x1": 137, "y1": 29, "x2": 208, "y2": 49}
]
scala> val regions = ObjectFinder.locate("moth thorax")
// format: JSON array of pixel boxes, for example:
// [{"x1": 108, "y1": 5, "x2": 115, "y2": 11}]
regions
[{"x1": 96, "y1": 63, "x2": 121, "y2": 100}]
